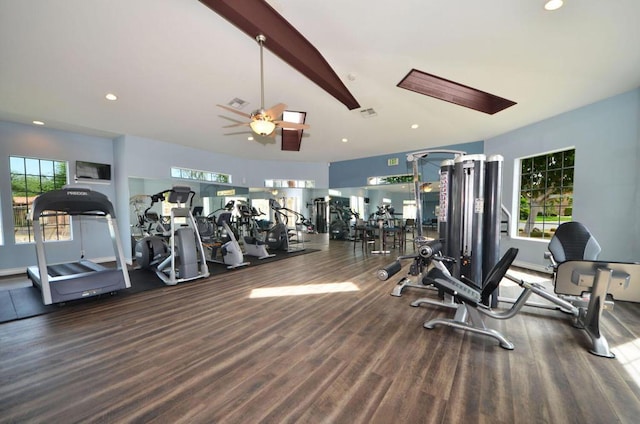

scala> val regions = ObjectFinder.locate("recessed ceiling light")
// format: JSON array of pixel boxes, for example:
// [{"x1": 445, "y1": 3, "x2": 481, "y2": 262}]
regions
[
  {"x1": 342, "y1": 138, "x2": 348, "y2": 143},
  {"x1": 544, "y1": 0, "x2": 563, "y2": 11},
  {"x1": 248, "y1": 136, "x2": 254, "y2": 141},
  {"x1": 32, "y1": 120, "x2": 45, "y2": 125},
  {"x1": 105, "y1": 93, "x2": 118, "y2": 101},
  {"x1": 411, "y1": 124, "x2": 419, "y2": 129}
]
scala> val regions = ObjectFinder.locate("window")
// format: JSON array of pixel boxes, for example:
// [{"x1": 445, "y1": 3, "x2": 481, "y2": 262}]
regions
[
  {"x1": 265, "y1": 179, "x2": 315, "y2": 189},
  {"x1": 402, "y1": 200, "x2": 417, "y2": 220},
  {"x1": 10, "y1": 156, "x2": 69, "y2": 243},
  {"x1": 251, "y1": 199, "x2": 270, "y2": 220},
  {"x1": 367, "y1": 174, "x2": 414, "y2": 185},
  {"x1": 350, "y1": 196, "x2": 365, "y2": 222},
  {"x1": 518, "y1": 148, "x2": 574, "y2": 239},
  {"x1": 171, "y1": 166, "x2": 231, "y2": 184}
]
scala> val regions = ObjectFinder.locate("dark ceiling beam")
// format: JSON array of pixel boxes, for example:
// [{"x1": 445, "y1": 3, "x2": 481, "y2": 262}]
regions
[
  {"x1": 397, "y1": 69, "x2": 516, "y2": 115},
  {"x1": 199, "y1": 0, "x2": 360, "y2": 110}
]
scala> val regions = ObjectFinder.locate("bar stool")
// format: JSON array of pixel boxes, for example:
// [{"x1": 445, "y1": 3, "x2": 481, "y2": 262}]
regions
[{"x1": 353, "y1": 220, "x2": 372, "y2": 252}]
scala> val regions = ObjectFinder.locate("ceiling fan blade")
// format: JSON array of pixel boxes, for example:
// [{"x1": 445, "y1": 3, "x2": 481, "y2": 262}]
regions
[
  {"x1": 275, "y1": 121, "x2": 310, "y2": 130},
  {"x1": 223, "y1": 122, "x2": 250, "y2": 128},
  {"x1": 264, "y1": 103, "x2": 287, "y2": 119},
  {"x1": 216, "y1": 104, "x2": 252, "y2": 118}
]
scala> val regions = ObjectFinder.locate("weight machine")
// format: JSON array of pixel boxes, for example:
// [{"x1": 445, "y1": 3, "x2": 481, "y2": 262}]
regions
[
  {"x1": 501, "y1": 221, "x2": 640, "y2": 357},
  {"x1": 380, "y1": 215, "x2": 640, "y2": 355},
  {"x1": 387, "y1": 150, "x2": 505, "y2": 304}
]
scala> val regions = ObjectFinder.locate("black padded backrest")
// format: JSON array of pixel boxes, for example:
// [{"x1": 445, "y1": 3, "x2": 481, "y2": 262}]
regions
[
  {"x1": 422, "y1": 266, "x2": 449, "y2": 286},
  {"x1": 548, "y1": 222, "x2": 601, "y2": 263},
  {"x1": 480, "y1": 247, "x2": 519, "y2": 304}
]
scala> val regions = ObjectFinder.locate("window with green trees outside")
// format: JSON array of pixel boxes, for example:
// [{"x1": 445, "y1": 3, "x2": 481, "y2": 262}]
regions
[
  {"x1": 10, "y1": 156, "x2": 69, "y2": 243},
  {"x1": 518, "y1": 148, "x2": 574, "y2": 239}
]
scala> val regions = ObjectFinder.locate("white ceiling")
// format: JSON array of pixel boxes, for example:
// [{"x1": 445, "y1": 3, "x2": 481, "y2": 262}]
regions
[{"x1": 1, "y1": 0, "x2": 639, "y2": 163}]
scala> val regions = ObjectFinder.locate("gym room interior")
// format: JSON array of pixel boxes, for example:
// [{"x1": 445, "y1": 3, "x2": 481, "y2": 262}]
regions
[{"x1": 1, "y1": 1, "x2": 639, "y2": 422}]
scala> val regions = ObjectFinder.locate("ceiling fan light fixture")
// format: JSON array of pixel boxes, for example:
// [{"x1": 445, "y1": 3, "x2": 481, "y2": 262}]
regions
[
  {"x1": 249, "y1": 116, "x2": 276, "y2": 136},
  {"x1": 215, "y1": 33, "x2": 310, "y2": 147},
  {"x1": 544, "y1": 0, "x2": 563, "y2": 11}
]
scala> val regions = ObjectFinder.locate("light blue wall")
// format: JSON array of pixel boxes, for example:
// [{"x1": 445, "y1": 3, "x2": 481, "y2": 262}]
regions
[
  {"x1": 0, "y1": 121, "x2": 118, "y2": 273},
  {"x1": 118, "y1": 135, "x2": 329, "y2": 186},
  {"x1": 113, "y1": 135, "x2": 329, "y2": 259},
  {"x1": 1, "y1": 125, "x2": 330, "y2": 271},
  {"x1": 328, "y1": 140, "x2": 483, "y2": 188},
  {"x1": 486, "y1": 88, "x2": 640, "y2": 268},
  {"x1": 3, "y1": 88, "x2": 638, "y2": 273}
]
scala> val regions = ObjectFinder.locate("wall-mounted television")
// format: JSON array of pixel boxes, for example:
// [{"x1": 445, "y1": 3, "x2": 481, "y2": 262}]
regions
[{"x1": 75, "y1": 160, "x2": 112, "y2": 181}]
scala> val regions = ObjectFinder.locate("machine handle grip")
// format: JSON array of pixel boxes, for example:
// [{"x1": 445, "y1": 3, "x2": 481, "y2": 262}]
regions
[{"x1": 377, "y1": 261, "x2": 402, "y2": 281}]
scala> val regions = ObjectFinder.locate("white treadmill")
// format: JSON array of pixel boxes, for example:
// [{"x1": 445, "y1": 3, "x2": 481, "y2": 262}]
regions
[{"x1": 26, "y1": 186, "x2": 131, "y2": 305}]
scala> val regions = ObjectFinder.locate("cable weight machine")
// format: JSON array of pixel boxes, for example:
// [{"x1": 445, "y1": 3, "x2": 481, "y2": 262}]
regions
[
  {"x1": 384, "y1": 150, "x2": 505, "y2": 306},
  {"x1": 439, "y1": 154, "x2": 504, "y2": 306}
]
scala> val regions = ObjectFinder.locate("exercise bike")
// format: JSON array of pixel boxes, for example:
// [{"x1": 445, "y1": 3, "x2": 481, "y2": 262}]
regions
[
  {"x1": 207, "y1": 209, "x2": 250, "y2": 269},
  {"x1": 236, "y1": 202, "x2": 274, "y2": 260}
]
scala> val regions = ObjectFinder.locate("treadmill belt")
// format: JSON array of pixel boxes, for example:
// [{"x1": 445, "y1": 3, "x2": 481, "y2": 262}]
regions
[{"x1": 47, "y1": 262, "x2": 96, "y2": 277}]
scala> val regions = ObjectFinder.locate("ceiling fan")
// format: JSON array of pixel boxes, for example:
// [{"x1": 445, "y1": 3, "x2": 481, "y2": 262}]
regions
[{"x1": 217, "y1": 34, "x2": 310, "y2": 137}]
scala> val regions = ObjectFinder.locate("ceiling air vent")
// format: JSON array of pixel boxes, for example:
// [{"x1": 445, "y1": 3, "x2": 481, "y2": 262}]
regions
[
  {"x1": 227, "y1": 97, "x2": 248, "y2": 109},
  {"x1": 397, "y1": 69, "x2": 516, "y2": 115},
  {"x1": 360, "y1": 108, "x2": 377, "y2": 118}
]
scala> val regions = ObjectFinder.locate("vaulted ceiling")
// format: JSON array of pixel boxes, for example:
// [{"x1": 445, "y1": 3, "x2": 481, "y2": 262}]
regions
[{"x1": 1, "y1": 0, "x2": 639, "y2": 162}]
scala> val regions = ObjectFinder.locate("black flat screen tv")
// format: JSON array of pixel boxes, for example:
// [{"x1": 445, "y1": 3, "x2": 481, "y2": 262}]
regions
[{"x1": 76, "y1": 160, "x2": 112, "y2": 181}]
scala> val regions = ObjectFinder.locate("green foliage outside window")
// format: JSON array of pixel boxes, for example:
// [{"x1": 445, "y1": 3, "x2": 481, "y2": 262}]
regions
[
  {"x1": 518, "y1": 149, "x2": 574, "y2": 239},
  {"x1": 10, "y1": 156, "x2": 69, "y2": 243}
]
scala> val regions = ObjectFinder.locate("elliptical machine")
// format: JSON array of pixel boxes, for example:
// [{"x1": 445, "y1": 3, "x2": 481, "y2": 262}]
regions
[
  {"x1": 134, "y1": 186, "x2": 210, "y2": 285},
  {"x1": 266, "y1": 199, "x2": 306, "y2": 252},
  {"x1": 329, "y1": 202, "x2": 353, "y2": 240},
  {"x1": 266, "y1": 199, "x2": 289, "y2": 251}
]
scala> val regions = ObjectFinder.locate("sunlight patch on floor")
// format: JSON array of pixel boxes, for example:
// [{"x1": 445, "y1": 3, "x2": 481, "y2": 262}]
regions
[
  {"x1": 249, "y1": 282, "x2": 360, "y2": 298},
  {"x1": 613, "y1": 338, "x2": 640, "y2": 390}
]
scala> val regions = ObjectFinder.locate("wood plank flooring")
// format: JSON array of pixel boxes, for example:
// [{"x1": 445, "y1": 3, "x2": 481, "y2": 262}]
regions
[{"x1": 1, "y1": 235, "x2": 640, "y2": 423}]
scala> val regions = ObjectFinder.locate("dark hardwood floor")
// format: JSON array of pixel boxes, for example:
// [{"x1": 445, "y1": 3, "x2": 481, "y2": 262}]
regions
[{"x1": 1, "y1": 235, "x2": 639, "y2": 423}]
